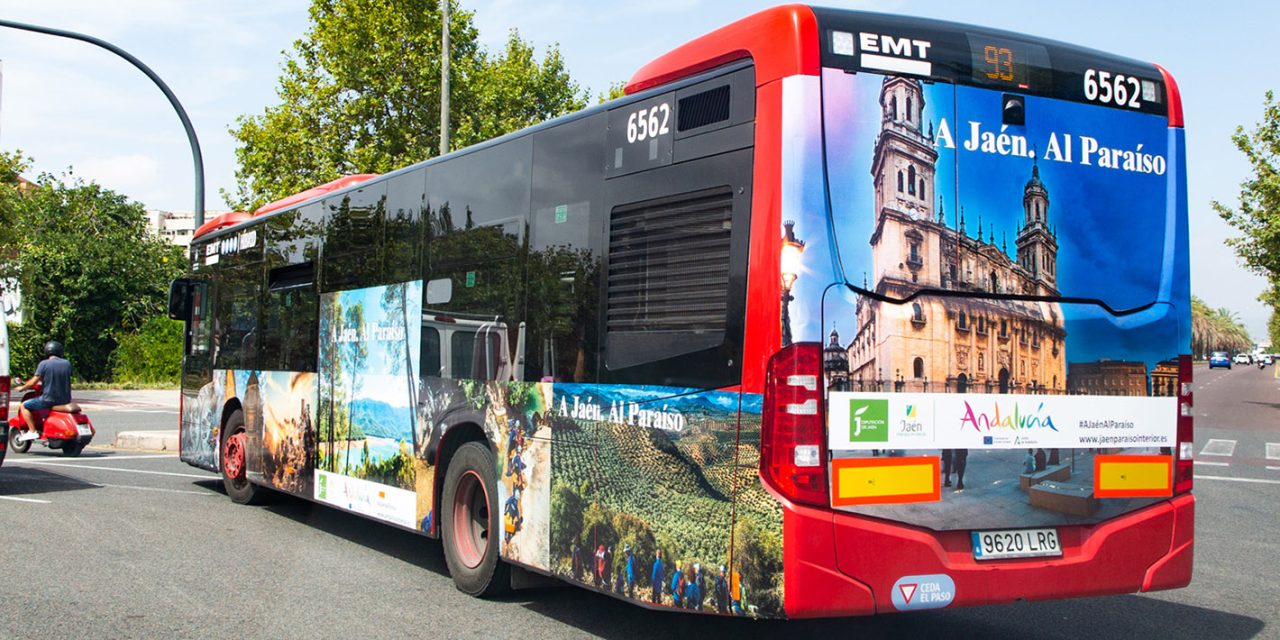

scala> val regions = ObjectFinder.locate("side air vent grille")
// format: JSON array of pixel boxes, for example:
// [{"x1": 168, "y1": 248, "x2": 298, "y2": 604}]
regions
[
  {"x1": 607, "y1": 186, "x2": 734, "y2": 334},
  {"x1": 677, "y1": 85, "x2": 731, "y2": 132}
]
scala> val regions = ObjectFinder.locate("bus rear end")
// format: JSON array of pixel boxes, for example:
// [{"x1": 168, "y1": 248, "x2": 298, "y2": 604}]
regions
[
  {"x1": 768, "y1": 9, "x2": 1191, "y2": 616},
  {"x1": 633, "y1": 6, "x2": 1193, "y2": 618}
]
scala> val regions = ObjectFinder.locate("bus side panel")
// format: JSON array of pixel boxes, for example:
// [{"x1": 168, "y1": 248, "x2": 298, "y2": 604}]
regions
[
  {"x1": 314, "y1": 281, "x2": 424, "y2": 529},
  {"x1": 180, "y1": 367, "x2": 220, "y2": 472}
]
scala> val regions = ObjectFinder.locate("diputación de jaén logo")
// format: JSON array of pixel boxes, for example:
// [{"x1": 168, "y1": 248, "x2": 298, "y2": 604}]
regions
[{"x1": 849, "y1": 399, "x2": 890, "y2": 442}]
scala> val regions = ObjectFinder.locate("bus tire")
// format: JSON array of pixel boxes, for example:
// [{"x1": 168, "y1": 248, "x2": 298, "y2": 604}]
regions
[
  {"x1": 441, "y1": 441, "x2": 510, "y2": 597},
  {"x1": 221, "y1": 410, "x2": 265, "y2": 505}
]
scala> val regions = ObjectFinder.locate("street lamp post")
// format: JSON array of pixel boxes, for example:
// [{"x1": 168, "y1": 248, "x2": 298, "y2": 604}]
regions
[
  {"x1": 780, "y1": 220, "x2": 805, "y2": 346},
  {"x1": 0, "y1": 19, "x2": 206, "y2": 227}
]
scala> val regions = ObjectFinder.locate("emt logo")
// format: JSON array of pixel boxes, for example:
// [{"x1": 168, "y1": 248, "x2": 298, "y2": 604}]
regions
[{"x1": 849, "y1": 399, "x2": 889, "y2": 442}]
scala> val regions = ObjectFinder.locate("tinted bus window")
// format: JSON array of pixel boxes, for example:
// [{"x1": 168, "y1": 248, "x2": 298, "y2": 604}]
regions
[
  {"x1": 212, "y1": 265, "x2": 261, "y2": 370},
  {"x1": 527, "y1": 114, "x2": 605, "y2": 383},
  {"x1": 385, "y1": 167, "x2": 426, "y2": 283},
  {"x1": 323, "y1": 182, "x2": 387, "y2": 291},
  {"x1": 425, "y1": 138, "x2": 532, "y2": 379}
]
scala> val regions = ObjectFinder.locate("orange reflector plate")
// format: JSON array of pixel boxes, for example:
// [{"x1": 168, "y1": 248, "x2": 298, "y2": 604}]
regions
[
  {"x1": 830, "y1": 456, "x2": 940, "y2": 507},
  {"x1": 1094, "y1": 454, "x2": 1173, "y2": 498}
]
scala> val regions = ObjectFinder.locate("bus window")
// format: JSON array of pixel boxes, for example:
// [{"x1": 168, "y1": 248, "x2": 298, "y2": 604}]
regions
[
  {"x1": 528, "y1": 114, "x2": 605, "y2": 382},
  {"x1": 261, "y1": 262, "x2": 318, "y2": 372},
  {"x1": 212, "y1": 266, "x2": 260, "y2": 371},
  {"x1": 187, "y1": 281, "x2": 210, "y2": 356},
  {"x1": 421, "y1": 326, "x2": 441, "y2": 378},
  {"x1": 322, "y1": 182, "x2": 386, "y2": 291},
  {"x1": 384, "y1": 167, "x2": 426, "y2": 283}
]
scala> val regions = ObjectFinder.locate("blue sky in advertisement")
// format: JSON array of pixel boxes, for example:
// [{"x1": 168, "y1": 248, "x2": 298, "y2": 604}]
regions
[
  {"x1": 337, "y1": 283, "x2": 421, "y2": 411},
  {"x1": 817, "y1": 70, "x2": 1183, "y2": 367},
  {"x1": 0, "y1": 0, "x2": 1275, "y2": 338}
]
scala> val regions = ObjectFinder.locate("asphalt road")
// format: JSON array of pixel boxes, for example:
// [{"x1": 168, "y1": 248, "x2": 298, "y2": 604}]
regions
[
  {"x1": 0, "y1": 373, "x2": 1275, "y2": 639},
  {"x1": 6, "y1": 389, "x2": 179, "y2": 447}
]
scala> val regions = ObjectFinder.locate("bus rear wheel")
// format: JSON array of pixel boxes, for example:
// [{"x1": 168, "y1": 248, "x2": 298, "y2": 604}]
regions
[
  {"x1": 441, "y1": 441, "x2": 509, "y2": 596},
  {"x1": 221, "y1": 410, "x2": 264, "y2": 505}
]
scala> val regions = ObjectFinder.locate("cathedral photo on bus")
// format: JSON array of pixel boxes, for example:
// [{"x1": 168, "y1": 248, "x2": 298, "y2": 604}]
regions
[
  {"x1": 820, "y1": 72, "x2": 1175, "y2": 402},
  {"x1": 805, "y1": 71, "x2": 1179, "y2": 530}
]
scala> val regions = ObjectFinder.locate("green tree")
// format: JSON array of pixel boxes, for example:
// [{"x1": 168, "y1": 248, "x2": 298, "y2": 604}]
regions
[
  {"x1": 0, "y1": 151, "x2": 30, "y2": 274},
  {"x1": 110, "y1": 316, "x2": 184, "y2": 384},
  {"x1": 1214, "y1": 90, "x2": 1280, "y2": 316},
  {"x1": 5, "y1": 164, "x2": 183, "y2": 380},
  {"x1": 1270, "y1": 308, "x2": 1280, "y2": 349},
  {"x1": 550, "y1": 479, "x2": 586, "y2": 560},
  {"x1": 598, "y1": 80, "x2": 628, "y2": 104},
  {"x1": 226, "y1": 0, "x2": 587, "y2": 212},
  {"x1": 730, "y1": 517, "x2": 783, "y2": 617},
  {"x1": 1190, "y1": 296, "x2": 1252, "y2": 356}
]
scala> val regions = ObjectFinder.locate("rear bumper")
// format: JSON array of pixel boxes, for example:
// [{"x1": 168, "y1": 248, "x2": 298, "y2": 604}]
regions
[{"x1": 782, "y1": 493, "x2": 1194, "y2": 618}]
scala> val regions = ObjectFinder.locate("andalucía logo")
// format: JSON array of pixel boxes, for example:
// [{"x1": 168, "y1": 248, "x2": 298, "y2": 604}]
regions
[
  {"x1": 959, "y1": 400, "x2": 1058, "y2": 433},
  {"x1": 849, "y1": 399, "x2": 890, "y2": 442}
]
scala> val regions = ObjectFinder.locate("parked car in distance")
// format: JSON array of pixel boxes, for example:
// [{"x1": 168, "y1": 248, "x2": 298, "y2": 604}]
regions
[{"x1": 1208, "y1": 352, "x2": 1232, "y2": 369}]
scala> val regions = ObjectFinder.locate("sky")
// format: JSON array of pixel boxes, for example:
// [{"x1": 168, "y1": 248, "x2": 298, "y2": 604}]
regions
[{"x1": 0, "y1": 0, "x2": 1275, "y2": 339}]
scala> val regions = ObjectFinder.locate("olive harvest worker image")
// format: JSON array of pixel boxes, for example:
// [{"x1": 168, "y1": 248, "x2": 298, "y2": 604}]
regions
[{"x1": 13, "y1": 341, "x2": 73, "y2": 442}]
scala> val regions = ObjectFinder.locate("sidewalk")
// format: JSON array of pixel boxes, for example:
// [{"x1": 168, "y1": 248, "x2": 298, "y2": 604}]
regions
[{"x1": 113, "y1": 430, "x2": 180, "y2": 452}]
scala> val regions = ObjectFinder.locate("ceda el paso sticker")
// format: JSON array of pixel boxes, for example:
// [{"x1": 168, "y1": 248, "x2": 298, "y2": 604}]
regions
[{"x1": 891, "y1": 574, "x2": 956, "y2": 611}]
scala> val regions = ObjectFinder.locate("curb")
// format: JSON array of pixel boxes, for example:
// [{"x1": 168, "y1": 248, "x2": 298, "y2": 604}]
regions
[{"x1": 114, "y1": 430, "x2": 180, "y2": 452}]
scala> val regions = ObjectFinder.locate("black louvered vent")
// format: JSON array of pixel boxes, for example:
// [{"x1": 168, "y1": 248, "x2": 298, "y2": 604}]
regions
[
  {"x1": 608, "y1": 187, "x2": 734, "y2": 334},
  {"x1": 677, "y1": 85, "x2": 731, "y2": 132}
]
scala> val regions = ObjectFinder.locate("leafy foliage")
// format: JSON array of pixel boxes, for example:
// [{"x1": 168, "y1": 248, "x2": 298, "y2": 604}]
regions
[
  {"x1": 1214, "y1": 90, "x2": 1280, "y2": 317},
  {"x1": 1191, "y1": 295, "x2": 1252, "y2": 356},
  {"x1": 0, "y1": 154, "x2": 184, "y2": 381},
  {"x1": 110, "y1": 316, "x2": 184, "y2": 384},
  {"x1": 226, "y1": 0, "x2": 587, "y2": 212}
]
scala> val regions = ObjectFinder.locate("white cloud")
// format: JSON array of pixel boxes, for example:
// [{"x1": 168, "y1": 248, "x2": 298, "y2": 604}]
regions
[{"x1": 77, "y1": 153, "x2": 160, "y2": 198}]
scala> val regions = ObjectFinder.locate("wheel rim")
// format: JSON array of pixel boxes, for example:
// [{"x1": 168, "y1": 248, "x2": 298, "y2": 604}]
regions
[
  {"x1": 452, "y1": 470, "x2": 489, "y2": 569},
  {"x1": 224, "y1": 431, "x2": 247, "y2": 487}
]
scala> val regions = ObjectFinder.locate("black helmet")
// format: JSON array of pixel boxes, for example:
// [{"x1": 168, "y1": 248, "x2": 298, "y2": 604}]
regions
[{"x1": 44, "y1": 341, "x2": 64, "y2": 357}]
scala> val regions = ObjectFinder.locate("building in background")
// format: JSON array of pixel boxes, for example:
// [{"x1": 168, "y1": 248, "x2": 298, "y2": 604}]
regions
[
  {"x1": 146, "y1": 209, "x2": 205, "y2": 247},
  {"x1": 1067, "y1": 360, "x2": 1149, "y2": 396},
  {"x1": 846, "y1": 76, "x2": 1066, "y2": 395}
]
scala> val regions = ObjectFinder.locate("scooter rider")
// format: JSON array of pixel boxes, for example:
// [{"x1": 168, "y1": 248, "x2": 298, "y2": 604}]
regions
[{"x1": 13, "y1": 341, "x2": 73, "y2": 442}]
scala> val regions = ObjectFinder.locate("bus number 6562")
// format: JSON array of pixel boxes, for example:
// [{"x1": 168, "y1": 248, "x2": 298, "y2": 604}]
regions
[
  {"x1": 626, "y1": 103, "x2": 671, "y2": 143},
  {"x1": 1083, "y1": 68, "x2": 1141, "y2": 109}
]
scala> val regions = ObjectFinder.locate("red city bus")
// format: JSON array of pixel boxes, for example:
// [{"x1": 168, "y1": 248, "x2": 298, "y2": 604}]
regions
[{"x1": 173, "y1": 5, "x2": 1192, "y2": 618}]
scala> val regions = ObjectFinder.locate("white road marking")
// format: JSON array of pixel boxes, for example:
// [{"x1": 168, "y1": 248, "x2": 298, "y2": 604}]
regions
[
  {"x1": 0, "y1": 495, "x2": 51, "y2": 504},
  {"x1": 1197, "y1": 475, "x2": 1280, "y2": 486},
  {"x1": 97, "y1": 483, "x2": 212, "y2": 496},
  {"x1": 2, "y1": 461, "x2": 212, "y2": 479},
  {"x1": 50, "y1": 454, "x2": 177, "y2": 462},
  {"x1": 1267, "y1": 466, "x2": 1280, "y2": 471},
  {"x1": 1200, "y1": 439, "x2": 1237, "y2": 457},
  {"x1": 1194, "y1": 461, "x2": 1229, "y2": 467},
  {"x1": 1266, "y1": 443, "x2": 1280, "y2": 461}
]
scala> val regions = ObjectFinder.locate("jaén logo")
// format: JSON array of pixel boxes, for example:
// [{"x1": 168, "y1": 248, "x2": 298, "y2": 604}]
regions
[{"x1": 849, "y1": 399, "x2": 889, "y2": 442}]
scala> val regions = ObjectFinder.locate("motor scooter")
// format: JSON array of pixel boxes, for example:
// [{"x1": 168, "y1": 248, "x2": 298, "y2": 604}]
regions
[{"x1": 6, "y1": 381, "x2": 94, "y2": 457}]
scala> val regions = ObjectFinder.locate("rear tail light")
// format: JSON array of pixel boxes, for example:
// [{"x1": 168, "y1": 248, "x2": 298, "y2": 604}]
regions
[
  {"x1": 0, "y1": 375, "x2": 9, "y2": 423},
  {"x1": 1174, "y1": 354, "x2": 1193, "y2": 494},
  {"x1": 761, "y1": 343, "x2": 828, "y2": 506}
]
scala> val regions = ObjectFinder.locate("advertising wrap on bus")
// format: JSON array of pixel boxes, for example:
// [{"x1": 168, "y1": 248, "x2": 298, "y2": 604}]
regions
[{"x1": 777, "y1": 65, "x2": 1188, "y2": 532}]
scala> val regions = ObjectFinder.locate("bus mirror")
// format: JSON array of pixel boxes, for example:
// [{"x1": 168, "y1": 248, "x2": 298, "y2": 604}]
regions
[
  {"x1": 426, "y1": 278, "x2": 452, "y2": 305},
  {"x1": 168, "y1": 279, "x2": 193, "y2": 320}
]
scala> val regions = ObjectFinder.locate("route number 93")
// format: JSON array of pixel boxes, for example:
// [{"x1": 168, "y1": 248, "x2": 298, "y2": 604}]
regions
[
  {"x1": 626, "y1": 104, "x2": 671, "y2": 143},
  {"x1": 1083, "y1": 68, "x2": 1141, "y2": 109}
]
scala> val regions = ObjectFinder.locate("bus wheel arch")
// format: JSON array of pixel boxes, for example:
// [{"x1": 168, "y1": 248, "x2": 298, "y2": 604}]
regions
[
  {"x1": 219, "y1": 405, "x2": 267, "y2": 505},
  {"x1": 436, "y1": 424, "x2": 508, "y2": 596}
]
